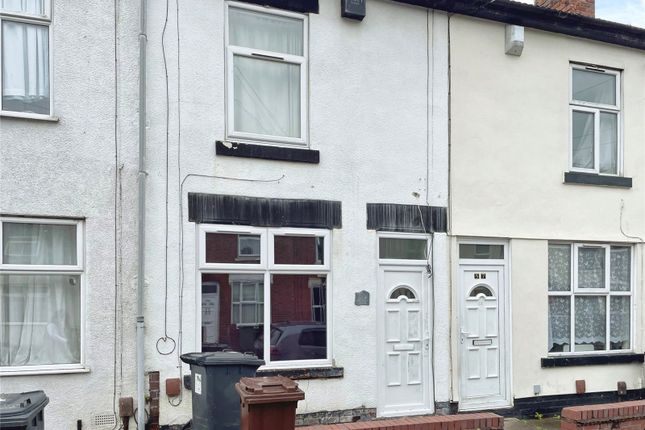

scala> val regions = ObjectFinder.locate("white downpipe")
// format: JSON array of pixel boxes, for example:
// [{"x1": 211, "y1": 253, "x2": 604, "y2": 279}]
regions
[{"x1": 137, "y1": 0, "x2": 147, "y2": 428}]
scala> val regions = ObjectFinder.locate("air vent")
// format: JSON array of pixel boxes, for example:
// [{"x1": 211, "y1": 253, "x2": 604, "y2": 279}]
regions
[{"x1": 92, "y1": 412, "x2": 117, "y2": 428}]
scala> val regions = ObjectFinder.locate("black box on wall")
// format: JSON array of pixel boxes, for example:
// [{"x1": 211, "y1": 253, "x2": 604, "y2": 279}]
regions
[{"x1": 341, "y1": 0, "x2": 366, "y2": 21}]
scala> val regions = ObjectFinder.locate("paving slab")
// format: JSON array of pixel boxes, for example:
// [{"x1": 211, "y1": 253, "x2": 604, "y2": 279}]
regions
[{"x1": 504, "y1": 418, "x2": 560, "y2": 430}]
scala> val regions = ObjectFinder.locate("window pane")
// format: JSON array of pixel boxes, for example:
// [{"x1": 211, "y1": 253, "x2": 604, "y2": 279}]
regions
[
  {"x1": 1, "y1": 274, "x2": 81, "y2": 366},
  {"x1": 548, "y1": 244, "x2": 571, "y2": 292},
  {"x1": 548, "y1": 296, "x2": 570, "y2": 352},
  {"x1": 2, "y1": 21, "x2": 50, "y2": 115},
  {"x1": 610, "y1": 296, "x2": 630, "y2": 350},
  {"x1": 229, "y1": 7, "x2": 303, "y2": 56},
  {"x1": 599, "y1": 112, "x2": 618, "y2": 174},
  {"x1": 270, "y1": 274, "x2": 327, "y2": 361},
  {"x1": 274, "y1": 236, "x2": 324, "y2": 265},
  {"x1": 610, "y1": 246, "x2": 631, "y2": 291},
  {"x1": 205, "y1": 233, "x2": 261, "y2": 264},
  {"x1": 458, "y1": 244, "x2": 503, "y2": 259},
  {"x1": 577, "y1": 247, "x2": 605, "y2": 289},
  {"x1": 572, "y1": 111, "x2": 595, "y2": 170},
  {"x1": 1, "y1": 0, "x2": 45, "y2": 15},
  {"x1": 572, "y1": 69, "x2": 616, "y2": 106},
  {"x1": 379, "y1": 238, "x2": 427, "y2": 260},
  {"x1": 3, "y1": 222, "x2": 77, "y2": 265},
  {"x1": 201, "y1": 273, "x2": 264, "y2": 354},
  {"x1": 574, "y1": 296, "x2": 606, "y2": 351},
  {"x1": 233, "y1": 55, "x2": 301, "y2": 139}
]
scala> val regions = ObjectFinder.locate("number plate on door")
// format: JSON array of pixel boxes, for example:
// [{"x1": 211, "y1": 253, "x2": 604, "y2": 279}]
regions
[{"x1": 473, "y1": 339, "x2": 493, "y2": 346}]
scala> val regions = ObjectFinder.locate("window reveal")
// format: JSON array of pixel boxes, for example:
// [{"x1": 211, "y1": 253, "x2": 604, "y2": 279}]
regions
[{"x1": 548, "y1": 243, "x2": 631, "y2": 354}]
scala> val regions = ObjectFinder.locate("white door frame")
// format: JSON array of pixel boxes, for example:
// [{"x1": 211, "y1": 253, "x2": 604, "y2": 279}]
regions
[
  {"x1": 376, "y1": 232, "x2": 434, "y2": 417},
  {"x1": 457, "y1": 238, "x2": 512, "y2": 411}
]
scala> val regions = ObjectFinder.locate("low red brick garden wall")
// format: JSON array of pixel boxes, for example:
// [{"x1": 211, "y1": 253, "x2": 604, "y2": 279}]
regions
[
  {"x1": 561, "y1": 400, "x2": 645, "y2": 430},
  {"x1": 300, "y1": 412, "x2": 503, "y2": 430}
]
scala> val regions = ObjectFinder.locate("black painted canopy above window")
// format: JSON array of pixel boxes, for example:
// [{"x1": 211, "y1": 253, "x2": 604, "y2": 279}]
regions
[
  {"x1": 367, "y1": 203, "x2": 447, "y2": 233},
  {"x1": 236, "y1": 0, "x2": 318, "y2": 14},
  {"x1": 189, "y1": 193, "x2": 341, "y2": 229}
]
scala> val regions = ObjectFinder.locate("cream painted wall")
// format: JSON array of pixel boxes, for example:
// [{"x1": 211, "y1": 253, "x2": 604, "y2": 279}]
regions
[
  {"x1": 449, "y1": 15, "x2": 645, "y2": 402},
  {"x1": 449, "y1": 16, "x2": 645, "y2": 242},
  {"x1": 510, "y1": 239, "x2": 643, "y2": 398}
]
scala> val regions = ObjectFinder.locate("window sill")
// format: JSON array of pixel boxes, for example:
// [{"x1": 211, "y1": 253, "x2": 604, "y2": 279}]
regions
[
  {"x1": 0, "y1": 366, "x2": 91, "y2": 376},
  {"x1": 216, "y1": 140, "x2": 319, "y2": 164},
  {"x1": 564, "y1": 171, "x2": 632, "y2": 188},
  {"x1": 256, "y1": 366, "x2": 343, "y2": 380},
  {"x1": 541, "y1": 353, "x2": 643, "y2": 368},
  {"x1": 1, "y1": 111, "x2": 59, "y2": 122}
]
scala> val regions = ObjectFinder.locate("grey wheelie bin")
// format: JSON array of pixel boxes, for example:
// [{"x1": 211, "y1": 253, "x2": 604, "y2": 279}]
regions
[
  {"x1": 0, "y1": 391, "x2": 49, "y2": 430},
  {"x1": 181, "y1": 351, "x2": 264, "y2": 430}
]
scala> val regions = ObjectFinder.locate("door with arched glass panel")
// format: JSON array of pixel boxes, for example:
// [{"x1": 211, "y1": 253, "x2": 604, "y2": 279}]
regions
[
  {"x1": 459, "y1": 265, "x2": 508, "y2": 409},
  {"x1": 378, "y1": 267, "x2": 432, "y2": 417}
]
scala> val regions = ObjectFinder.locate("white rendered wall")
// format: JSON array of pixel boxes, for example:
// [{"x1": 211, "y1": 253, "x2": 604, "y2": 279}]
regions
[
  {"x1": 448, "y1": 15, "x2": 645, "y2": 401},
  {"x1": 0, "y1": 1, "x2": 141, "y2": 429},
  {"x1": 143, "y1": 0, "x2": 449, "y2": 424}
]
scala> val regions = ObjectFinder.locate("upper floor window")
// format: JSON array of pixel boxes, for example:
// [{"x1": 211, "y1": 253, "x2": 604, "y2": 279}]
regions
[
  {"x1": 1, "y1": 0, "x2": 52, "y2": 117},
  {"x1": 226, "y1": 1, "x2": 307, "y2": 146},
  {"x1": 570, "y1": 65, "x2": 621, "y2": 175},
  {"x1": 1, "y1": 217, "x2": 84, "y2": 372}
]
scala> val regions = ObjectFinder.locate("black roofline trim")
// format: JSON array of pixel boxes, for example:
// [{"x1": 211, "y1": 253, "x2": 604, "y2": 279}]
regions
[{"x1": 394, "y1": 0, "x2": 645, "y2": 52}]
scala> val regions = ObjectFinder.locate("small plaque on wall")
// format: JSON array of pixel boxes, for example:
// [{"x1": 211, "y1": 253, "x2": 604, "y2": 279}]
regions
[
  {"x1": 341, "y1": 0, "x2": 366, "y2": 21},
  {"x1": 355, "y1": 290, "x2": 370, "y2": 306}
]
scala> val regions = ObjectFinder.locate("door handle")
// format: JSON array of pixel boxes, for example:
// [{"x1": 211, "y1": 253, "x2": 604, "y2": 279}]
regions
[{"x1": 460, "y1": 329, "x2": 468, "y2": 344}]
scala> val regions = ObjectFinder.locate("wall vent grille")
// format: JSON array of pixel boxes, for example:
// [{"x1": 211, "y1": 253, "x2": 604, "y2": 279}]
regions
[{"x1": 92, "y1": 412, "x2": 116, "y2": 427}]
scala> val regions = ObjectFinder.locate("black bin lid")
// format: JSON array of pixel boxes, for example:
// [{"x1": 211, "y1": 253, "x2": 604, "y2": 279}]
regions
[
  {"x1": 0, "y1": 391, "x2": 49, "y2": 425},
  {"x1": 181, "y1": 351, "x2": 265, "y2": 367}
]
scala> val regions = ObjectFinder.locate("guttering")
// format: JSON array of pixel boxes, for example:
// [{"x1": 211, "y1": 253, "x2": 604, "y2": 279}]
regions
[
  {"x1": 393, "y1": 0, "x2": 645, "y2": 52},
  {"x1": 137, "y1": 0, "x2": 147, "y2": 428}
]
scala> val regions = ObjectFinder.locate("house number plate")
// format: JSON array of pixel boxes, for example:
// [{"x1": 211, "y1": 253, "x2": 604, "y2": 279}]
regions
[{"x1": 473, "y1": 339, "x2": 493, "y2": 346}]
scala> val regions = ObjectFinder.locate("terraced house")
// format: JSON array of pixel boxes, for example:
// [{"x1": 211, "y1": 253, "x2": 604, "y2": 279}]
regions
[{"x1": 1, "y1": 0, "x2": 645, "y2": 429}]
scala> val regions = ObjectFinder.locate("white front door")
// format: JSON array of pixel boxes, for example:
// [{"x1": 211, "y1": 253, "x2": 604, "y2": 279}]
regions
[
  {"x1": 378, "y1": 267, "x2": 433, "y2": 417},
  {"x1": 459, "y1": 266, "x2": 509, "y2": 410}
]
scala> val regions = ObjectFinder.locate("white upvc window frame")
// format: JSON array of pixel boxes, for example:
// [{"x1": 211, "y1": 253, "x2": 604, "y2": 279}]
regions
[
  {"x1": 547, "y1": 242, "x2": 634, "y2": 356},
  {"x1": 0, "y1": 217, "x2": 85, "y2": 374},
  {"x1": 198, "y1": 225, "x2": 332, "y2": 369},
  {"x1": 569, "y1": 64, "x2": 622, "y2": 176},
  {"x1": 0, "y1": 0, "x2": 55, "y2": 121},
  {"x1": 224, "y1": 1, "x2": 308, "y2": 147},
  {"x1": 376, "y1": 232, "x2": 431, "y2": 267}
]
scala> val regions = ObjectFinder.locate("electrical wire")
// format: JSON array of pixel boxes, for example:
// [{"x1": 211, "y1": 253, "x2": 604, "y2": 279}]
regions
[
  {"x1": 170, "y1": 0, "x2": 184, "y2": 406},
  {"x1": 157, "y1": 0, "x2": 178, "y2": 357}
]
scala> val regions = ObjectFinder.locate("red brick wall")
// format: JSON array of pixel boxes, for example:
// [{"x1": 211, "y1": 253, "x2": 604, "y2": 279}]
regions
[
  {"x1": 535, "y1": 0, "x2": 595, "y2": 17},
  {"x1": 300, "y1": 413, "x2": 503, "y2": 430},
  {"x1": 561, "y1": 400, "x2": 645, "y2": 430}
]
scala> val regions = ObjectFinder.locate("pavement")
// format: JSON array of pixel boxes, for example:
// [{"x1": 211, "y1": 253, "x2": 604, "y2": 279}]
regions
[{"x1": 504, "y1": 417, "x2": 561, "y2": 430}]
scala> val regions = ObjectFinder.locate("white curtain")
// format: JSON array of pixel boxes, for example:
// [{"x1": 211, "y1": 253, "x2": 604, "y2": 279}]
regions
[
  {"x1": 548, "y1": 296, "x2": 570, "y2": 351},
  {"x1": 572, "y1": 111, "x2": 594, "y2": 169},
  {"x1": 229, "y1": 7, "x2": 302, "y2": 139},
  {"x1": 2, "y1": 21, "x2": 50, "y2": 114},
  {"x1": 1, "y1": 223, "x2": 80, "y2": 366},
  {"x1": 1, "y1": 0, "x2": 44, "y2": 15},
  {"x1": 574, "y1": 296, "x2": 606, "y2": 349}
]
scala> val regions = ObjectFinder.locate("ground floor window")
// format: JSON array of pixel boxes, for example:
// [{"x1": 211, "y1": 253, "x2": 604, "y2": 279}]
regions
[
  {"x1": 0, "y1": 218, "x2": 83, "y2": 369},
  {"x1": 548, "y1": 243, "x2": 631, "y2": 354},
  {"x1": 199, "y1": 225, "x2": 330, "y2": 367}
]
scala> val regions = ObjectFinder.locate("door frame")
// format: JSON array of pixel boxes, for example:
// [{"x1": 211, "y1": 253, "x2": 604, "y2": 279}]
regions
[
  {"x1": 377, "y1": 232, "x2": 434, "y2": 417},
  {"x1": 456, "y1": 238, "x2": 512, "y2": 411}
]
